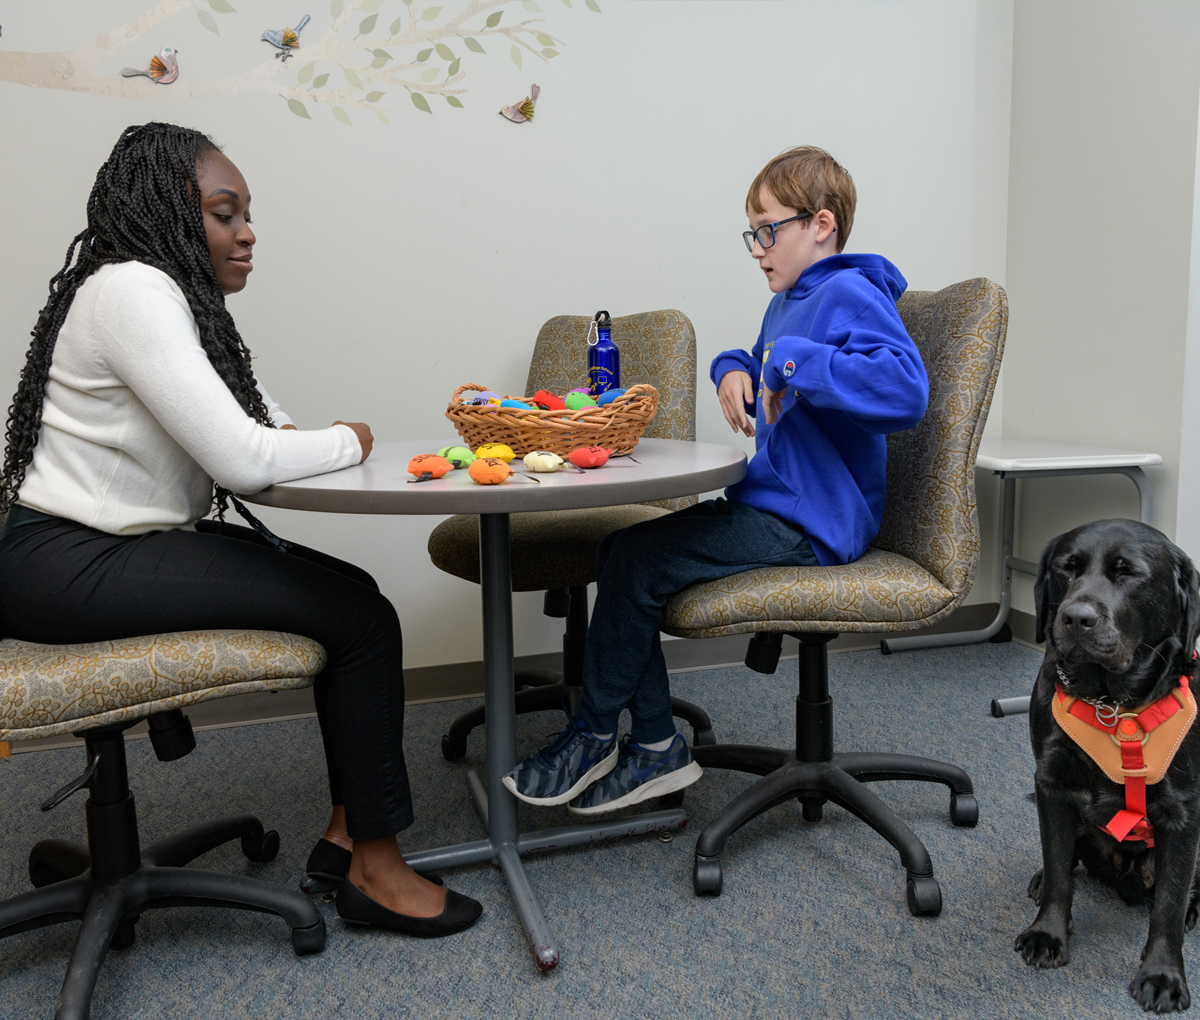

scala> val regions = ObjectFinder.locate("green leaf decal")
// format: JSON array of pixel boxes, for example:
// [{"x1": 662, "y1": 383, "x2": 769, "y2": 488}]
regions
[
  {"x1": 197, "y1": 9, "x2": 219, "y2": 33},
  {"x1": 541, "y1": 47, "x2": 558, "y2": 57},
  {"x1": 345, "y1": 68, "x2": 363, "y2": 88},
  {"x1": 377, "y1": 111, "x2": 390, "y2": 123},
  {"x1": 330, "y1": 0, "x2": 343, "y2": 16},
  {"x1": 296, "y1": 61, "x2": 315, "y2": 84},
  {"x1": 370, "y1": 56, "x2": 387, "y2": 68},
  {"x1": 435, "y1": 43, "x2": 455, "y2": 60},
  {"x1": 586, "y1": 0, "x2": 600, "y2": 10},
  {"x1": 447, "y1": 58, "x2": 460, "y2": 76},
  {"x1": 416, "y1": 48, "x2": 432, "y2": 61},
  {"x1": 485, "y1": 10, "x2": 503, "y2": 27},
  {"x1": 420, "y1": 68, "x2": 439, "y2": 82},
  {"x1": 209, "y1": 0, "x2": 236, "y2": 13},
  {"x1": 287, "y1": 98, "x2": 312, "y2": 119},
  {"x1": 362, "y1": 0, "x2": 383, "y2": 10},
  {"x1": 358, "y1": 13, "x2": 378, "y2": 33},
  {"x1": 537, "y1": 33, "x2": 554, "y2": 45},
  {"x1": 411, "y1": 92, "x2": 432, "y2": 114},
  {"x1": 523, "y1": 0, "x2": 542, "y2": 10},
  {"x1": 332, "y1": 106, "x2": 352, "y2": 125},
  {"x1": 390, "y1": 16, "x2": 404, "y2": 33},
  {"x1": 313, "y1": 73, "x2": 330, "y2": 88},
  {"x1": 373, "y1": 48, "x2": 391, "y2": 59},
  {"x1": 366, "y1": 90, "x2": 385, "y2": 102},
  {"x1": 464, "y1": 37, "x2": 484, "y2": 53},
  {"x1": 422, "y1": 6, "x2": 442, "y2": 20},
  {"x1": 446, "y1": 95, "x2": 464, "y2": 108},
  {"x1": 510, "y1": 45, "x2": 522, "y2": 68},
  {"x1": 561, "y1": 0, "x2": 572, "y2": 7}
]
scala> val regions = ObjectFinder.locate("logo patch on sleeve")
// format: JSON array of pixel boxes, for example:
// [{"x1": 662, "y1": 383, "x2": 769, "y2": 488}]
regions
[{"x1": 782, "y1": 360, "x2": 796, "y2": 378}]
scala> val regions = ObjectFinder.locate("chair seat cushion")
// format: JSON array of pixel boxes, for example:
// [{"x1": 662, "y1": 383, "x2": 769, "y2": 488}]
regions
[
  {"x1": 661, "y1": 547, "x2": 956, "y2": 639},
  {"x1": 0, "y1": 630, "x2": 327, "y2": 742},
  {"x1": 428, "y1": 505, "x2": 670, "y2": 591}
]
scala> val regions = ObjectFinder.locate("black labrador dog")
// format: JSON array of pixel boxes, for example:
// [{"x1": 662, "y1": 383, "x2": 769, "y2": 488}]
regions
[{"x1": 1015, "y1": 519, "x2": 1200, "y2": 1013}]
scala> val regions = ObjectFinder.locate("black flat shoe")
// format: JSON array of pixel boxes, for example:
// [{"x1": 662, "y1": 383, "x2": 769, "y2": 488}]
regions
[
  {"x1": 301, "y1": 838, "x2": 444, "y2": 895},
  {"x1": 336, "y1": 880, "x2": 482, "y2": 938},
  {"x1": 301, "y1": 838, "x2": 352, "y2": 895}
]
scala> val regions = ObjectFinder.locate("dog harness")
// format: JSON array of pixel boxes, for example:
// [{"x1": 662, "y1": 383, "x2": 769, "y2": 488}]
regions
[{"x1": 1053, "y1": 673, "x2": 1197, "y2": 848}]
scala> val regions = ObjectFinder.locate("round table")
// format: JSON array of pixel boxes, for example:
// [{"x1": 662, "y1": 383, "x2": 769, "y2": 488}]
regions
[{"x1": 246, "y1": 438, "x2": 747, "y2": 970}]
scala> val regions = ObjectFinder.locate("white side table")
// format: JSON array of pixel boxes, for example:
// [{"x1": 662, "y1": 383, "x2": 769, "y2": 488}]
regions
[{"x1": 882, "y1": 437, "x2": 1162, "y2": 673}]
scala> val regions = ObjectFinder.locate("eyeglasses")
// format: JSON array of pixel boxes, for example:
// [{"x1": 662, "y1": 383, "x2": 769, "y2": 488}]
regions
[{"x1": 743, "y1": 212, "x2": 812, "y2": 253}]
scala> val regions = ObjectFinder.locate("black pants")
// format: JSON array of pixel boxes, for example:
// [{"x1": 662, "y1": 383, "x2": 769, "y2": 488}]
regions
[{"x1": 0, "y1": 505, "x2": 413, "y2": 840}]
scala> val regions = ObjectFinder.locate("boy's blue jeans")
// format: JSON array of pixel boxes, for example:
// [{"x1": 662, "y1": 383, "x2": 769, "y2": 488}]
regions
[{"x1": 576, "y1": 498, "x2": 820, "y2": 744}]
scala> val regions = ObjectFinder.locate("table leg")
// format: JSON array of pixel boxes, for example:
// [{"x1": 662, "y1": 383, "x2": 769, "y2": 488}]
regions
[{"x1": 402, "y1": 512, "x2": 688, "y2": 971}]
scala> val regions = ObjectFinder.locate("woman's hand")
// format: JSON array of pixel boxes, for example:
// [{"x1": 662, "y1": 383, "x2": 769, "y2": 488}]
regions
[
  {"x1": 718, "y1": 370, "x2": 756, "y2": 437},
  {"x1": 333, "y1": 421, "x2": 374, "y2": 462}
]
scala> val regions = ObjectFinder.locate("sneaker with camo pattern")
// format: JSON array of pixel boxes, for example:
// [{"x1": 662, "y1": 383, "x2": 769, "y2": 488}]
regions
[{"x1": 502, "y1": 719, "x2": 617, "y2": 806}]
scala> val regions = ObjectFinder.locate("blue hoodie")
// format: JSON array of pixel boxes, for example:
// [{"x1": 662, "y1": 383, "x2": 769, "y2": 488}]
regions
[{"x1": 710, "y1": 253, "x2": 927, "y2": 566}]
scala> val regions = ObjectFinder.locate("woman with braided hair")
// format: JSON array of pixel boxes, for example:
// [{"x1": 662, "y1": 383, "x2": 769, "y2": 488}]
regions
[{"x1": 0, "y1": 122, "x2": 481, "y2": 938}]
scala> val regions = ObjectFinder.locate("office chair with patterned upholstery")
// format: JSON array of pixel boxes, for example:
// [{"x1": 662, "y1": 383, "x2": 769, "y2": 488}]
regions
[
  {"x1": 660, "y1": 278, "x2": 1007, "y2": 916},
  {"x1": 0, "y1": 619, "x2": 328, "y2": 1019},
  {"x1": 428, "y1": 309, "x2": 716, "y2": 760}
]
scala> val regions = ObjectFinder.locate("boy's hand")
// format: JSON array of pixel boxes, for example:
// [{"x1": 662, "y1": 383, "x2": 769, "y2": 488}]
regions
[
  {"x1": 762, "y1": 383, "x2": 785, "y2": 426},
  {"x1": 718, "y1": 371, "x2": 756, "y2": 437}
]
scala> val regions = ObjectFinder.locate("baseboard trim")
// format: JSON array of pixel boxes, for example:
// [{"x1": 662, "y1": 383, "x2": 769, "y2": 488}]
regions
[{"x1": 9, "y1": 603, "x2": 1041, "y2": 754}]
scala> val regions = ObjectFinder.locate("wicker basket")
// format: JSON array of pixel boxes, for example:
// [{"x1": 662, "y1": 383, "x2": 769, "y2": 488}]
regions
[{"x1": 445, "y1": 382, "x2": 658, "y2": 457}]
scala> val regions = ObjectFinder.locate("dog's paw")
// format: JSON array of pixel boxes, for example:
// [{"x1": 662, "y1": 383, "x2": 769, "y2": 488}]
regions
[
  {"x1": 1015, "y1": 927, "x2": 1069, "y2": 969},
  {"x1": 1130, "y1": 965, "x2": 1190, "y2": 1013},
  {"x1": 1027, "y1": 869, "x2": 1044, "y2": 905}
]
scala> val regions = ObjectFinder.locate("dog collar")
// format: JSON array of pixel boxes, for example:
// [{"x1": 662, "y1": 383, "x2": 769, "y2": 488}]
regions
[{"x1": 1052, "y1": 674, "x2": 1196, "y2": 848}]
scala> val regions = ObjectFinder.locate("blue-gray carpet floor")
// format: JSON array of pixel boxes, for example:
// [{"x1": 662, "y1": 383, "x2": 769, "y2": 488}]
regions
[{"x1": 1, "y1": 641, "x2": 1190, "y2": 1019}]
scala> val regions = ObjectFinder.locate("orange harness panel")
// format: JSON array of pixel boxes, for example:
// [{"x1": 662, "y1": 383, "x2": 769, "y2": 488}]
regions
[{"x1": 1052, "y1": 676, "x2": 1195, "y2": 847}]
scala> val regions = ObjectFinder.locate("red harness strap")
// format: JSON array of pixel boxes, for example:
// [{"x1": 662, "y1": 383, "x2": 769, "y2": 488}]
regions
[{"x1": 1055, "y1": 676, "x2": 1192, "y2": 848}]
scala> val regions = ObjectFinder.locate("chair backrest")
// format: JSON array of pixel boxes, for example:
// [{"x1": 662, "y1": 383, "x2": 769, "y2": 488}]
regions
[
  {"x1": 526, "y1": 309, "x2": 697, "y2": 509},
  {"x1": 872, "y1": 279, "x2": 1007, "y2": 598}
]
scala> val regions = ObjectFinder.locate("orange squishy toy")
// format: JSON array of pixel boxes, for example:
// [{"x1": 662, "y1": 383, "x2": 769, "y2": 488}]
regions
[
  {"x1": 468, "y1": 457, "x2": 513, "y2": 485},
  {"x1": 407, "y1": 454, "x2": 453, "y2": 481}
]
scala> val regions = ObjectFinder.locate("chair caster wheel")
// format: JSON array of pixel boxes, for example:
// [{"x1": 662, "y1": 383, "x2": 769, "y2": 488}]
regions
[
  {"x1": 989, "y1": 623, "x2": 1013, "y2": 644},
  {"x1": 694, "y1": 855, "x2": 723, "y2": 896},
  {"x1": 242, "y1": 828, "x2": 280, "y2": 863},
  {"x1": 692, "y1": 728, "x2": 716, "y2": 747},
  {"x1": 441, "y1": 734, "x2": 467, "y2": 761},
  {"x1": 292, "y1": 918, "x2": 327, "y2": 955},
  {"x1": 906, "y1": 874, "x2": 942, "y2": 916},
  {"x1": 28, "y1": 839, "x2": 90, "y2": 888},
  {"x1": 110, "y1": 916, "x2": 138, "y2": 951},
  {"x1": 950, "y1": 792, "x2": 979, "y2": 827}
]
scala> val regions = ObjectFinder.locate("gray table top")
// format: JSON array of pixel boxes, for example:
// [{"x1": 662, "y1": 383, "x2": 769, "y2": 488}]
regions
[{"x1": 243, "y1": 438, "x2": 748, "y2": 515}]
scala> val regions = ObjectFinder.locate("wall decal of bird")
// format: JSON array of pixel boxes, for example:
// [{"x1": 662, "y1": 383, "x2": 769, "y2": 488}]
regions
[
  {"x1": 500, "y1": 83, "x2": 540, "y2": 123},
  {"x1": 263, "y1": 14, "x2": 311, "y2": 61},
  {"x1": 121, "y1": 46, "x2": 179, "y2": 84}
]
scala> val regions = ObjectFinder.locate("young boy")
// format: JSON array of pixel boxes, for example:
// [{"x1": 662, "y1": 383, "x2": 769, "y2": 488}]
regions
[{"x1": 504, "y1": 146, "x2": 928, "y2": 814}]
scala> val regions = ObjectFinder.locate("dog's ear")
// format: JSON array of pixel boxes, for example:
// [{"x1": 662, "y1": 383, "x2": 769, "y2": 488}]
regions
[
  {"x1": 1173, "y1": 543, "x2": 1200, "y2": 665},
  {"x1": 1035, "y1": 535, "x2": 1061, "y2": 645}
]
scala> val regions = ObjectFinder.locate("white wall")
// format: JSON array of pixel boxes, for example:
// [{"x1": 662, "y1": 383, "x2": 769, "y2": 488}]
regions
[
  {"x1": 1006, "y1": 1, "x2": 1200, "y2": 615},
  {"x1": 0, "y1": 1, "x2": 1014, "y2": 667}
]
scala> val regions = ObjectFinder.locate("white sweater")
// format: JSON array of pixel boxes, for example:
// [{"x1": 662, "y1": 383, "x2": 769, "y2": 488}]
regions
[{"x1": 16, "y1": 261, "x2": 361, "y2": 535}]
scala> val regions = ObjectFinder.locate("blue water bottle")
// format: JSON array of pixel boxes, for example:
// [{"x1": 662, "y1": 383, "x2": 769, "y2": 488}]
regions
[{"x1": 587, "y1": 310, "x2": 620, "y2": 396}]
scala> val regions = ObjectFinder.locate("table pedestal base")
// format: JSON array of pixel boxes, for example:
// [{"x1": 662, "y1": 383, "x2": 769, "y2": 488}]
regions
[
  {"x1": 403, "y1": 779, "x2": 687, "y2": 971},
  {"x1": 401, "y1": 512, "x2": 687, "y2": 971}
]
